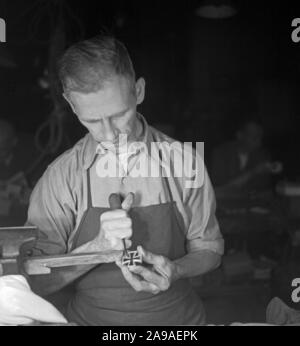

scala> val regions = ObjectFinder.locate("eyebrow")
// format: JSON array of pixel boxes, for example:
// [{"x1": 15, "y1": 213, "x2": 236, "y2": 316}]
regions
[{"x1": 81, "y1": 109, "x2": 129, "y2": 123}]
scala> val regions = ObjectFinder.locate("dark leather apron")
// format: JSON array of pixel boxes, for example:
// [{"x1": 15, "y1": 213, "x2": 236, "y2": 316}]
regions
[{"x1": 66, "y1": 167, "x2": 206, "y2": 325}]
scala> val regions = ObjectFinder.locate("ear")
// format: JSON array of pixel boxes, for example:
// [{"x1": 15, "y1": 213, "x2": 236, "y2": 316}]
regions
[
  {"x1": 135, "y1": 78, "x2": 145, "y2": 105},
  {"x1": 63, "y1": 92, "x2": 76, "y2": 113}
]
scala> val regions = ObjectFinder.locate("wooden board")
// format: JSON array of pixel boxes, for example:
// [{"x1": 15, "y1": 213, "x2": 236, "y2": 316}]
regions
[{"x1": 23, "y1": 250, "x2": 123, "y2": 275}]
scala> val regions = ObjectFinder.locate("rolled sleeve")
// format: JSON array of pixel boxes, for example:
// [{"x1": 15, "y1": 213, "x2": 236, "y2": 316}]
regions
[
  {"x1": 25, "y1": 164, "x2": 76, "y2": 256},
  {"x1": 185, "y1": 168, "x2": 224, "y2": 256}
]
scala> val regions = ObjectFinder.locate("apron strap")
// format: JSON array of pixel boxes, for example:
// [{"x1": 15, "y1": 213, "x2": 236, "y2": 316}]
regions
[
  {"x1": 71, "y1": 166, "x2": 95, "y2": 249},
  {"x1": 158, "y1": 150, "x2": 186, "y2": 234},
  {"x1": 159, "y1": 150, "x2": 176, "y2": 203}
]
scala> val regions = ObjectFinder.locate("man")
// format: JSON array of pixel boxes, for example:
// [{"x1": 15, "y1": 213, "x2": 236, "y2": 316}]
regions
[
  {"x1": 211, "y1": 119, "x2": 284, "y2": 258},
  {"x1": 26, "y1": 35, "x2": 223, "y2": 325},
  {"x1": 211, "y1": 119, "x2": 281, "y2": 198}
]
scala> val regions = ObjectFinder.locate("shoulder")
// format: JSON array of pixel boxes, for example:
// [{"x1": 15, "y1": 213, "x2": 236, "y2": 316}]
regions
[
  {"x1": 149, "y1": 126, "x2": 189, "y2": 154},
  {"x1": 149, "y1": 126, "x2": 205, "y2": 189},
  {"x1": 151, "y1": 125, "x2": 204, "y2": 159},
  {"x1": 149, "y1": 125, "x2": 175, "y2": 143}
]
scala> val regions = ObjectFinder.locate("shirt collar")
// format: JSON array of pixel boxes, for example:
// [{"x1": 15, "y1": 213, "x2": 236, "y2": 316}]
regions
[{"x1": 82, "y1": 112, "x2": 152, "y2": 170}]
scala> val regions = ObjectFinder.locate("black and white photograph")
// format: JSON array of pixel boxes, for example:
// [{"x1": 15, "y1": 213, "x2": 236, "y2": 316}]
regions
[{"x1": 0, "y1": 0, "x2": 300, "y2": 330}]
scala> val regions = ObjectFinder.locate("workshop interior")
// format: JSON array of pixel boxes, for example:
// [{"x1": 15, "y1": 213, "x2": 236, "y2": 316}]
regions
[{"x1": 0, "y1": 0, "x2": 300, "y2": 326}]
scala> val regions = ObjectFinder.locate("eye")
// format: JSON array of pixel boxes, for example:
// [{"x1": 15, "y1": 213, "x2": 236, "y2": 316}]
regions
[
  {"x1": 112, "y1": 114, "x2": 125, "y2": 123},
  {"x1": 115, "y1": 113, "x2": 125, "y2": 119}
]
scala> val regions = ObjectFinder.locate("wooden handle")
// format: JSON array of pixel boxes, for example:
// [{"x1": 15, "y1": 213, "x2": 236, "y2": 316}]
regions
[
  {"x1": 109, "y1": 193, "x2": 122, "y2": 210},
  {"x1": 14, "y1": 196, "x2": 129, "y2": 276},
  {"x1": 23, "y1": 251, "x2": 123, "y2": 275},
  {"x1": 108, "y1": 193, "x2": 130, "y2": 256}
]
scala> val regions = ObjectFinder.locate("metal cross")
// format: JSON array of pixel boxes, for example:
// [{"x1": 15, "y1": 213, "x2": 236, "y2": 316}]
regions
[{"x1": 122, "y1": 250, "x2": 142, "y2": 267}]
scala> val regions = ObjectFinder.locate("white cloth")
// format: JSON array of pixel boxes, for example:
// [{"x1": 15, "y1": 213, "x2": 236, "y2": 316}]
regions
[
  {"x1": 266, "y1": 297, "x2": 300, "y2": 325},
  {"x1": 0, "y1": 275, "x2": 67, "y2": 325}
]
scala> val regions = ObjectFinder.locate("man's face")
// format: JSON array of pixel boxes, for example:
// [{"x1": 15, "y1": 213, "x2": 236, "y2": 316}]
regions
[
  {"x1": 238, "y1": 123, "x2": 263, "y2": 153},
  {"x1": 65, "y1": 76, "x2": 145, "y2": 147}
]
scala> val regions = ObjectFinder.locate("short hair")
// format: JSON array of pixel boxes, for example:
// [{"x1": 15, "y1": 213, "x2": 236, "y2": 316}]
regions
[{"x1": 58, "y1": 34, "x2": 136, "y2": 94}]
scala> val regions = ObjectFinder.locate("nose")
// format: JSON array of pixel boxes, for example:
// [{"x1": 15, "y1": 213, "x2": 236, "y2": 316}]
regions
[{"x1": 101, "y1": 117, "x2": 118, "y2": 142}]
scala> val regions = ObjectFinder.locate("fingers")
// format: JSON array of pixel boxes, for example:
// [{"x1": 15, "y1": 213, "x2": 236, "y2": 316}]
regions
[
  {"x1": 116, "y1": 261, "x2": 160, "y2": 294},
  {"x1": 106, "y1": 192, "x2": 134, "y2": 214},
  {"x1": 101, "y1": 213, "x2": 132, "y2": 247},
  {"x1": 109, "y1": 193, "x2": 122, "y2": 210},
  {"x1": 109, "y1": 238, "x2": 132, "y2": 250},
  {"x1": 137, "y1": 246, "x2": 173, "y2": 279},
  {"x1": 138, "y1": 246, "x2": 165, "y2": 266},
  {"x1": 121, "y1": 192, "x2": 134, "y2": 212},
  {"x1": 103, "y1": 224, "x2": 132, "y2": 243},
  {"x1": 101, "y1": 209, "x2": 127, "y2": 221},
  {"x1": 100, "y1": 193, "x2": 134, "y2": 251},
  {"x1": 129, "y1": 265, "x2": 170, "y2": 291},
  {"x1": 102, "y1": 217, "x2": 132, "y2": 231}
]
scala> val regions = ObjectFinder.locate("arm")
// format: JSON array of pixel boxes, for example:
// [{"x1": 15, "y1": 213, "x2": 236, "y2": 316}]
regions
[
  {"x1": 27, "y1": 169, "x2": 132, "y2": 297},
  {"x1": 173, "y1": 250, "x2": 221, "y2": 280},
  {"x1": 117, "y1": 166, "x2": 224, "y2": 293},
  {"x1": 26, "y1": 165, "x2": 98, "y2": 296},
  {"x1": 28, "y1": 265, "x2": 98, "y2": 297},
  {"x1": 212, "y1": 145, "x2": 276, "y2": 198},
  {"x1": 171, "y1": 166, "x2": 223, "y2": 279},
  {"x1": 220, "y1": 163, "x2": 269, "y2": 188},
  {"x1": 184, "y1": 164, "x2": 223, "y2": 255}
]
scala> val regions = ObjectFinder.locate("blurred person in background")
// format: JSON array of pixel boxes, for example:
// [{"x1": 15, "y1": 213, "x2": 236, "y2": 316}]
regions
[
  {"x1": 211, "y1": 119, "x2": 282, "y2": 199},
  {"x1": 211, "y1": 118, "x2": 285, "y2": 261}
]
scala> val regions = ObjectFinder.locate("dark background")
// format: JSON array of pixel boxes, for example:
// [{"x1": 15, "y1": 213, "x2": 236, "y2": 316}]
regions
[
  {"x1": 1, "y1": 0, "x2": 300, "y2": 177},
  {"x1": 1, "y1": 1, "x2": 300, "y2": 324}
]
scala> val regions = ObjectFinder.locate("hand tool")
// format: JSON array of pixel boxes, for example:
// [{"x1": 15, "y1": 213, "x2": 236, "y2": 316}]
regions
[
  {"x1": 0, "y1": 226, "x2": 122, "y2": 276},
  {"x1": 108, "y1": 193, "x2": 129, "y2": 257},
  {"x1": 108, "y1": 193, "x2": 142, "y2": 267}
]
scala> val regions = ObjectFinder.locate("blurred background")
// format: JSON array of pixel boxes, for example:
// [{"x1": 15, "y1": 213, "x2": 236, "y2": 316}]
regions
[
  {"x1": 1, "y1": 0, "x2": 300, "y2": 325},
  {"x1": 1, "y1": 0, "x2": 300, "y2": 169}
]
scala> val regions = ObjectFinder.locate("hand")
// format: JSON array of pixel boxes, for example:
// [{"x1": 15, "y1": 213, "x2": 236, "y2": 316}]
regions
[
  {"x1": 266, "y1": 161, "x2": 283, "y2": 174},
  {"x1": 116, "y1": 246, "x2": 179, "y2": 295},
  {"x1": 91, "y1": 193, "x2": 134, "y2": 252}
]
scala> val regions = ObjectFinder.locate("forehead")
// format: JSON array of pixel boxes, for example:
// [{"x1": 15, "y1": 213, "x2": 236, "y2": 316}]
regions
[{"x1": 69, "y1": 77, "x2": 133, "y2": 119}]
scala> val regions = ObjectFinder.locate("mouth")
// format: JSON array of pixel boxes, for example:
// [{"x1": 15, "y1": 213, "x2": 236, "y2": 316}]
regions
[{"x1": 97, "y1": 133, "x2": 131, "y2": 147}]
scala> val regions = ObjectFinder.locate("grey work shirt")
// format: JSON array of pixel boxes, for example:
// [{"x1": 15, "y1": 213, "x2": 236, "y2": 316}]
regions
[{"x1": 26, "y1": 114, "x2": 224, "y2": 257}]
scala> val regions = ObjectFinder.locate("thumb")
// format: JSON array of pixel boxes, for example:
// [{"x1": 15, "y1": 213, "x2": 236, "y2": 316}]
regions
[
  {"x1": 121, "y1": 192, "x2": 134, "y2": 212},
  {"x1": 137, "y1": 246, "x2": 159, "y2": 265}
]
